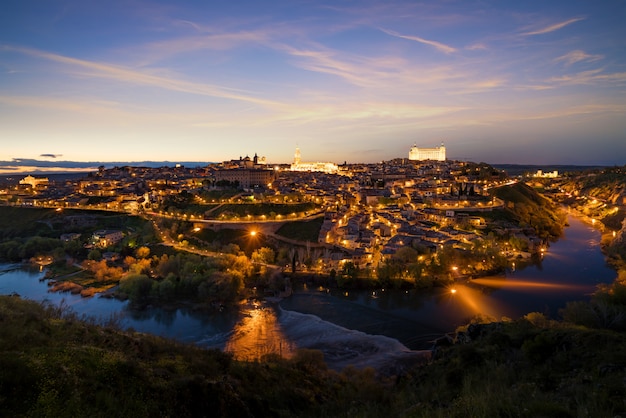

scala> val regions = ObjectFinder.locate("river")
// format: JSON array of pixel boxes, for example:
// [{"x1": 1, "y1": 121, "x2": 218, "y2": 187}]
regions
[{"x1": 0, "y1": 214, "x2": 617, "y2": 370}]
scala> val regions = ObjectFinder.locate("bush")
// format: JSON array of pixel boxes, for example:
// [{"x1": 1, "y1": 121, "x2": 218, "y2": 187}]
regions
[
  {"x1": 119, "y1": 274, "x2": 153, "y2": 304},
  {"x1": 560, "y1": 301, "x2": 599, "y2": 327},
  {"x1": 291, "y1": 348, "x2": 326, "y2": 372},
  {"x1": 521, "y1": 332, "x2": 556, "y2": 363}
]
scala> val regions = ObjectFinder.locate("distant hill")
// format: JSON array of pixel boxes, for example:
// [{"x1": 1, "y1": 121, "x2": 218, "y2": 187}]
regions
[
  {"x1": 0, "y1": 160, "x2": 214, "y2": 178},
  {"x1": 492, "y1": 164, "x2": 612, "y2": 177},
  {"x1": 0, "y1": 161, "x2": 216, "y2": 185}
]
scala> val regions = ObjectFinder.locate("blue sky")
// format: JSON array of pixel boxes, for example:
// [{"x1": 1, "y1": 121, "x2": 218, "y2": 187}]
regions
[{"x1": 1, "y1": 0, "x2": 625, "y2": 170}]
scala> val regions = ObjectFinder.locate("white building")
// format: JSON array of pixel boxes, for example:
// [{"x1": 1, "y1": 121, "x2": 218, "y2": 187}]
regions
[
  {"x1": 533, "y1": 170, "x2": 559, "y2": 178},
  {"x1": 409, "y1": 143, "x2": 446, "y2": 161},
  {"x1": 290, "y1": 147, "x2": 339, "y2": 174}
]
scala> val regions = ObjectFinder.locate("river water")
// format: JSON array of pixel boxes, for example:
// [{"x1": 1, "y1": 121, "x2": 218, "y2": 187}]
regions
[{"x1": 0, "y1": 214, "x2": 616, "y2": 370}]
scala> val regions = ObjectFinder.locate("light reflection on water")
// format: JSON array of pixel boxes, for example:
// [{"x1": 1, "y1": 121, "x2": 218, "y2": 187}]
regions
[
  {"x1": 469, "y1": 278, "x2": 584, "y2": 291},
  {"x1": 224, "y1": 304, "x2": 296, "y2": 361},
  {"x1": 446, "y1": 284, "x2": 504, "y2": 320}
]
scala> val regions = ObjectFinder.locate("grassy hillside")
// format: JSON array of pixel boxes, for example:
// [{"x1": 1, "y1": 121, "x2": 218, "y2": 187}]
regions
[
  {"x1": 0, "y1": 295, "x2": 392, "y2": 417},
  {"x1": 407, "y1": 317, "x2": 626, "y2": 417},
  {"x1": 492, "y1": 182, "x2": 565, "y2": 240},
  {"x1": 2, "y1": 295, "x2": 625, "y2": 417},
  {"x1": 275, "y1": 217, "x2": 323, "y2": 242},
  {"x1": 0, "y1": 206, "x2": 58, "y2": 239}
]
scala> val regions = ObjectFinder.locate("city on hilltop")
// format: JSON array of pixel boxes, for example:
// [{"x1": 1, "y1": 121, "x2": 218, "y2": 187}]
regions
[{"x1": 2, "y1": 142, "x2": 565, "y2": 277}]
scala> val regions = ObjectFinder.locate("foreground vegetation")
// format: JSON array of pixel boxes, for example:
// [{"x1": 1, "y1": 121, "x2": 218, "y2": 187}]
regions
[{"x1": 1, "y1": 289, "x2": 625, "y2": 417}]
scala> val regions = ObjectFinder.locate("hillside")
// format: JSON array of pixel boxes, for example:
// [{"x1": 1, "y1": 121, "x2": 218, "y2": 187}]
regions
[
  {"x1": 492, "y1": 182, "x2": 566, "y2": 240},
  {"x1": 562, "y1": 166, "x2": 626, "y2": 204},
  {"x1": 2, "y1": 294, "x2": 625, "y2": 417},
  {"x1": 558, "y1": 166, "x2": 626, "y2": 231}
]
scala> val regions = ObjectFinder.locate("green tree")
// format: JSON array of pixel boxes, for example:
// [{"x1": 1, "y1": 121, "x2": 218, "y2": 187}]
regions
[
  {"x1": 87, "y1": 249, "x2": 102, "y2": 261},
  {"x1": 251, "y1": 247, "x2": 275, "y2": 264},
  {"x1": 119, "y1": 274, "x2": 153, "y2": 304},
  {"x1": 340, "y1": 262, "x2": 359, "y2": 283}
]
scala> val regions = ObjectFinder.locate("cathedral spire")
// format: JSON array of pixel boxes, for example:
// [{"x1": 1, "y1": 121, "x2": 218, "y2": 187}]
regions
[{"x1": 294, "y1": 147, "x2": 301, "y2": 165}]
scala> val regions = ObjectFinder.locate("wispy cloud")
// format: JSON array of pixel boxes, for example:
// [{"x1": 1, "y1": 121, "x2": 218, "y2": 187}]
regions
[
  {"x1": 522, "y1": 17, "x2": 584, "y2": 36},
  {"x1": 451, "y1": 78, "x2": 507, "y2": 95},
  {"x1": 2, "y1": 45, "x2": 281, "y2": 108},
  {"x1": 0, "y1": 94, "x2": 257, "y2": 129},
  {"x1": 555, "y1": 50, "x2": 603, "y2": 66},
  {"x1": 126, "y1": 28, "x2": 278, "y2": 67},
  {"x1": 278, "y1": 41, "x2": 464, "y2": 92},
  {"x1": 379, "y1": 28, "x2": 457, "y2": 54},
  {"x1": 546, "y1": 69, "x2": 626, "y2": 86},
  {"x1": 466, "y1": 43, "x2": 488, "y2": 51},
  {"x1": 274, "y1": 101, "x2": 465, "y2": 125},
  {"x1": 492, "y1": 103, "x2": 626, "y2": 122},
  {"x1": 279, "y1": 45, "x2": 374, "y2": 87}
]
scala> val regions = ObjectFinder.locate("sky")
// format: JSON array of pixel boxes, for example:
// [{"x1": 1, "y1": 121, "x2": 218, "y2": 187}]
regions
[{"x1": 1, "y1": 0, "x2": 625, "y2": 172}]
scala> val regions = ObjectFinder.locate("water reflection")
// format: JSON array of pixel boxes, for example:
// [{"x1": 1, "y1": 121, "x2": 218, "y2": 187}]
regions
[
  {"x1": 127, "y1": 306, "x2": 178, "y2": 326},
  {"x1": 225, "y1": 304, "x2": 295, "y2": 361},
  {"x1": 446, "y1": 284, "x2": 508, "y2": 320},
  {"x1": 469, "y1": 278, "x2": 583, "y2": 291}
]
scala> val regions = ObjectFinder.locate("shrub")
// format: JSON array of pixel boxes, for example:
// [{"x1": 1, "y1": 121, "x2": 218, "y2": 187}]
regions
[{"x1": 119, "y1": 274, "x2": 153, "y2": 303}]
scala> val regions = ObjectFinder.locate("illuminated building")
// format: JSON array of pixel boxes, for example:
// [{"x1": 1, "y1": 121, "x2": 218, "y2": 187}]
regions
[
  {"x1": 91, "y1": 230, "x2": 124, "y2": 248},
  {"x1": 409, "y1": 143, "x2": 446, "y2": 161},
  {"x1": 19, "y1": 175, "x2": 49, "y2": 188},
  {"x1": 533, "y1": 170, "x2": 559, "y2": 178},
  {"x1": 226, "y1": 153, "x2": 267, "y2": 169},
  {"x1": 213, "y1": 168, "x2": 274, "y2": 189},
  {"x1": 290, "y1": 147, "x2": 339, "y2": 174}
]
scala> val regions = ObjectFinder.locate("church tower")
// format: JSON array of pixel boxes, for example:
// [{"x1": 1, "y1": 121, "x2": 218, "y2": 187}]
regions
[{"x1": 294, "y1": 147, "x2": 301, "y2": 165}]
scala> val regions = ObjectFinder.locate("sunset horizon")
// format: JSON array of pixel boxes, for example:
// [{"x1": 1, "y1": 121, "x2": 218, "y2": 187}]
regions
[{"x1": 2, "y1": 1, "x2": 625, "y2": 166}]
